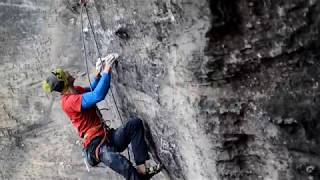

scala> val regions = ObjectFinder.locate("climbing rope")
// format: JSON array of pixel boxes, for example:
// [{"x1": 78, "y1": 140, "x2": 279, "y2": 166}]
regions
[
  {"x1": 80, "y1": 3, "x2": 103, "y2": 122},
  {"x1": 79, "y1": 4, "x2": 91, "y2": 90},
  {"x1": 79, "y1": 1, "x2": 131, "y2": 162},
  {"x1": 84, "y1": 5, "x2": 125, "y2": 125}
]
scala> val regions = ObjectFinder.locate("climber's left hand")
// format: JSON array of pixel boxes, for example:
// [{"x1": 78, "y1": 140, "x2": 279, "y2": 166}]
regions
[{"x1": 96, "y1": 57, "x2": 104, "y2": 73}]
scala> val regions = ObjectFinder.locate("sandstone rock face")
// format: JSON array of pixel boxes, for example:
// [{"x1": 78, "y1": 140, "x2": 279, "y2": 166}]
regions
[{"x1": 1, "y1": 0, "x2": 320, "y2": 180}]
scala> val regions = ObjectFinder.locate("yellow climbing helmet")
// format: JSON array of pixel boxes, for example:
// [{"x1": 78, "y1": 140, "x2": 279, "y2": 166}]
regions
[{"x1": 42, "y1": 68, "x2": 69, "y2": 93}]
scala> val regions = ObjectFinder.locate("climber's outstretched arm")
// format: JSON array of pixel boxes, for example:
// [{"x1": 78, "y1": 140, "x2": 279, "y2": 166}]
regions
[
  {"x1": 80, "y1": 53, "x2": 118, "y2": 110},
  {"x1": 81, "y1": 72, "x2": 111, "y2": 109}
]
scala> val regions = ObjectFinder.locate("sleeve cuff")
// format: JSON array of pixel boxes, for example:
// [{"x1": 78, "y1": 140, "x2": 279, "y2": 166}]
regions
[{"x1": 101, "y1": 72, "x2": 110, "y2": 76}]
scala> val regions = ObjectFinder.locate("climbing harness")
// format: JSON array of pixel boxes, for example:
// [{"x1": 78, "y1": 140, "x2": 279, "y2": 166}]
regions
[
  {"x1": 79, "y1": 0, "x2": 131, "y2": 166},
  {"x1": 83, "y1": 125, "x2": 107, "y2": 160}
]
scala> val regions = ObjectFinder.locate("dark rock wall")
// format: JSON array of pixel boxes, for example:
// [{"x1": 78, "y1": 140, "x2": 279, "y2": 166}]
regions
[
  {"x1": 1, "y1": 0, "x2": 320, "y2": 180},
  {"x1": 203, "y1": 0, "x2": 320, "y2": 179}
]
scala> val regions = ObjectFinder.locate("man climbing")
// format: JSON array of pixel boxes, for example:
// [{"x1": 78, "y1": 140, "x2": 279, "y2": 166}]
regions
[{"x1": 42, "y1": 54, "x2": 161, "y2": 180}]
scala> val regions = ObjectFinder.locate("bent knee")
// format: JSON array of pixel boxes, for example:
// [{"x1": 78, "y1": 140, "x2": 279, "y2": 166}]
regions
[{"x1": 129, "y1": 118, "x2": 143, "y2": 129}]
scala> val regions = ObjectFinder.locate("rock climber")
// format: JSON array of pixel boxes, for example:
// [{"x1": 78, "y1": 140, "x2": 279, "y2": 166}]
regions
[{"x1": 42, "y1": 54, "x2": 161, "y2": 180}]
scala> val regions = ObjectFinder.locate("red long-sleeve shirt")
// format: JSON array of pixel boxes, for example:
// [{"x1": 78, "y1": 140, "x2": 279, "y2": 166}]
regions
[{"x1": 61, "y1": 86, "x2": 106, "y2": 147}]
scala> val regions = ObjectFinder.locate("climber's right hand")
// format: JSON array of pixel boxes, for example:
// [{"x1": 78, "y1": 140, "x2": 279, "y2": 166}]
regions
[{"x1": 102, "y1": 53, "x2": 119, "y2": 73}]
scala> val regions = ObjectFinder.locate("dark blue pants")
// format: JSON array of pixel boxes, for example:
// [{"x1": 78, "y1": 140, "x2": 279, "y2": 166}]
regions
[{"x1": 99, "y1": 118, "x2": 150, "y2": 180}]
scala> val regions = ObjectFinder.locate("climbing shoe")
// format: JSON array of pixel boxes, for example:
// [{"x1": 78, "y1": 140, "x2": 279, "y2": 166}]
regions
[{"x1": 143, "y1": 163, "x2": 162, "y2": 179}]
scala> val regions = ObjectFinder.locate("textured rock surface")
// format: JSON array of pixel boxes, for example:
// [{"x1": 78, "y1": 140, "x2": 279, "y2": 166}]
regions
[{"x1": 1, "y1": 0, "x2": 320, "y2": 180}]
